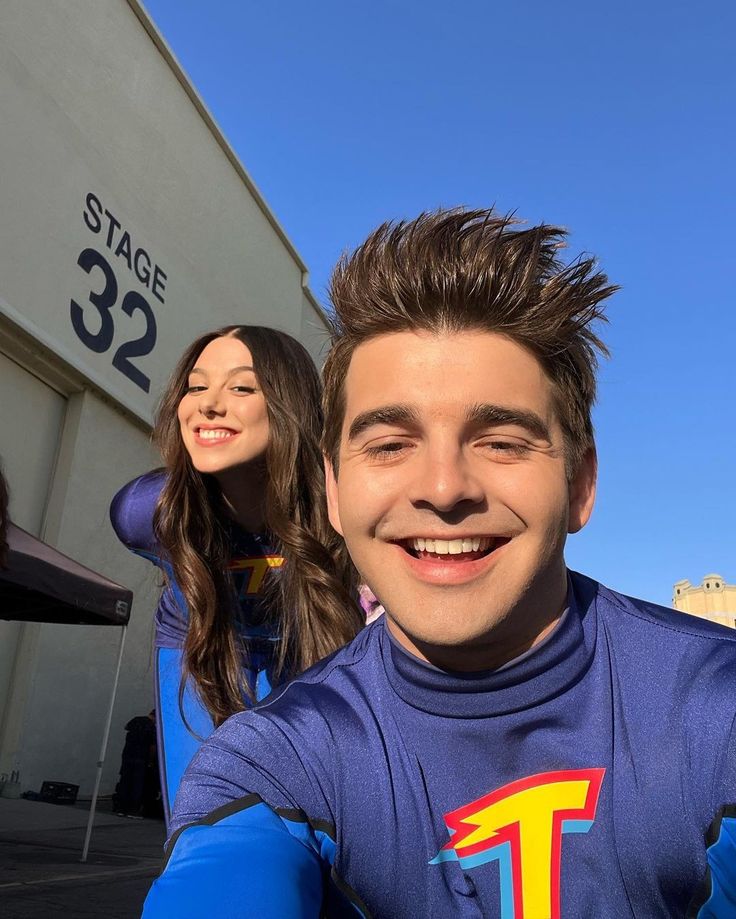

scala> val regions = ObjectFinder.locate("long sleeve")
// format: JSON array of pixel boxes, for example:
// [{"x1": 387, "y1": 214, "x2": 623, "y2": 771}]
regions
[
  {"x1": 143, "y1": 797, "x2": 325, "y2": 918},
  {"x1": 690, "y1": 807, "x2": 736, "y2": 917},
  {"x1": 142, "y1": 701, "x2": 357, "y2": 918},
  {"x1": 689, "y1": 710, "x2": 736, "y2": 917},
  {"x1": 109, "y1": 470, "x2": 164, "y2": 558}
]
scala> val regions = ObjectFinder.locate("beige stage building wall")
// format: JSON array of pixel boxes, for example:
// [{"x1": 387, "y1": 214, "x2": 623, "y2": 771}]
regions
[{"x1": 0, "y1": 0, "x2": 328, "y2": 796}]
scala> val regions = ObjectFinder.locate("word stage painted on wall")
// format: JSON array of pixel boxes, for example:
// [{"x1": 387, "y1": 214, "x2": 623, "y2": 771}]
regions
[{"x1": 70, "y1": 192, "x2": 169, "y2": 393}]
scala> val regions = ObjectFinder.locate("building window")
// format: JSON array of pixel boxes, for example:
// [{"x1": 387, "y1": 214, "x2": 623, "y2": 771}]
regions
[{"x1": 706, "y1": 582, "x2": 710, "y2": 589}]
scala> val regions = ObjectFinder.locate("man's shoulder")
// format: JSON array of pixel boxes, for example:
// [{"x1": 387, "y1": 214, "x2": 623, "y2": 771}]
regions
[
  {"x1": 578, "y1": 571, "x2": 736, "y2": 691},
  {"x1": 170, "y1": 622, "x2": 385, "y2": 837},
  {"x1": 257, "y1": 618, "x2": 385, "y2": 718},
  {"x1": 193, "y1": 619, "x2": 385, "y2": 772},
  {"x1": 593, "y1": 574, "x2": 736, "y2": 640}
]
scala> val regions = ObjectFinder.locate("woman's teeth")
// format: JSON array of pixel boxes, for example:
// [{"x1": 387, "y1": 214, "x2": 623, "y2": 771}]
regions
[
  {"x1": 198, "y1": 429, "x2": 234, "y2": 440},
  {"x1": 410, "y1": 537, "x2": 491, "y2": 555}
]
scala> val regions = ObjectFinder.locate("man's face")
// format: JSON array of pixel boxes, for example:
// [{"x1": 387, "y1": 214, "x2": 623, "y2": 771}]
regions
[{"x1": 325, "y1": 330, "x2": 596, "y2": 670}]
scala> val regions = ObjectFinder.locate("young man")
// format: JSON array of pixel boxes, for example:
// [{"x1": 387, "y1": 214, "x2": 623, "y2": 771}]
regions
[{"x1": 143, "y1": 210, "x2": 736, "y2": 918}]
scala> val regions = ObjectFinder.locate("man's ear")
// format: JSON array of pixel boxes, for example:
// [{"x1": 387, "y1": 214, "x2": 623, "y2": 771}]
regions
[
  {"x1": 568, "y1": 447, "x2": 597, "y2": 534},
  {"x1": 324, "y1": 454, "x2": 344, "y2": 536}
]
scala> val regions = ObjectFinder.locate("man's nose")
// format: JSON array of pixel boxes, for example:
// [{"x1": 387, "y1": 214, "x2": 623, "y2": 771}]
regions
[{"x1": 407, "y1": 444, "x2": 485, "y2": 514}]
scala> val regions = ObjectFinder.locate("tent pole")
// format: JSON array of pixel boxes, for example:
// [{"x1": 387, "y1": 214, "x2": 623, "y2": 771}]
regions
[{"x1": 81, "y1": 623, "x2": 127, "y2": 862}]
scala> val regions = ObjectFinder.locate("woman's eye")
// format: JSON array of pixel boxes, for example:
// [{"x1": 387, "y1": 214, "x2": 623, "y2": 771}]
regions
[
  {"x1": 185, "y1": 385, "x2": 206, "y2": 394},
  {"x1": 231, "y1": 385, "x2": 256, "y2": 394}
]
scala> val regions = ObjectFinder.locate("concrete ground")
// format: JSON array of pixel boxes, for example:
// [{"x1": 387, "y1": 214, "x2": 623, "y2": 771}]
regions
[{"x1": 0, "y1": 797, "x2": 165, "y2": 918}]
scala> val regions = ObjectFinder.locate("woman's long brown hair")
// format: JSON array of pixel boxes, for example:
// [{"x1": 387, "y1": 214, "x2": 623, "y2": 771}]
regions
[{"x1": 152, "y1": 325, "x2": 362, "y2": 725}]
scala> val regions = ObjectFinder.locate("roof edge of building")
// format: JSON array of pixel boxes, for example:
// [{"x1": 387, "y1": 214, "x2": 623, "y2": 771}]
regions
[{"x1": 126, "y1": 0, "x2": 329, "y2": 330}]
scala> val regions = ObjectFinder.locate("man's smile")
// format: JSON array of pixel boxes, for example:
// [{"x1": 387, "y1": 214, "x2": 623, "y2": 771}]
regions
[
  {"x1": 395, "y1": 535, "x2": 511, "y2": 560},
  {"x1": 387, "y1": 535, "x2": 512, "y2": 585}
]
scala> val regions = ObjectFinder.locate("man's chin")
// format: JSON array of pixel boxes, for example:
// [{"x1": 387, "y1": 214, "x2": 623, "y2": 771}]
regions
[{"x1": 385, "y1": 614, "x2": 514, "y2": 670}]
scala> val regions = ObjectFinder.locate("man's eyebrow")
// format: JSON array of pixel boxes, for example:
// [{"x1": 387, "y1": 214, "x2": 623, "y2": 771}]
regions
[
  {"x1": 347, "y1": 404, "x2": 420, "y2": 442},
  {"x1": 188, "y1": 365, "x2": 255, "y2": 377},
  {"x1": 466, "y1": 403, "x2": 550, "y2": 441}
]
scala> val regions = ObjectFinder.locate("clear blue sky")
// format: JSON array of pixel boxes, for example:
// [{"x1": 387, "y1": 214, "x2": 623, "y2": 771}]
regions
[{"x1": 144, "y1": 0, "x2": 735, "y2": 607}]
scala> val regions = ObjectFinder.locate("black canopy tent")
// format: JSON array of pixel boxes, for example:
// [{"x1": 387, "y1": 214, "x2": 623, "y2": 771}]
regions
[
  {"x1": 0, "y1": 522, "x2": 133, "y2": 861},
  {"x1": 1, "y1": 523, "x2": 132, "y2": 625}
]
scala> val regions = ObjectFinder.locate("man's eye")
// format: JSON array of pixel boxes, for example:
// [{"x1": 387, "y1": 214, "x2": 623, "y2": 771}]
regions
[
  {"x1": 365, "y1": 441, "x2": 409, "y2": 459},
  {"x1": 482, "y1": 440, "x2": 529, "y2": 456}
]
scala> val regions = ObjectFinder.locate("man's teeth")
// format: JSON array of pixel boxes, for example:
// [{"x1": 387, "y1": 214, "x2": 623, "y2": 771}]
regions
[
  {"x1": 410, "y1": 537, "x2": 491, "y2": 554},
  {"x1": 198, "y1": 429, "x2": 234, "y2": 440}
]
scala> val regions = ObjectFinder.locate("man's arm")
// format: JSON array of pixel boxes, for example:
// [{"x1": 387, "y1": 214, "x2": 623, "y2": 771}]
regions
[
  {"x1": 143, "y1": 797, "x2": 325, "y2": 919},
  {"x1": 687, "y1": 690, "x2": 736, "y2": 918},
  {"x1": 141, "y1": 705, "x2": 352, "y2": 918},
  {"x1": 688, "y1": 806, "x2": 736, "y2": 918}
]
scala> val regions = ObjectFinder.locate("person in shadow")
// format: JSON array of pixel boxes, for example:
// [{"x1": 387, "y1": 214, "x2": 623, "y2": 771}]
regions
[{"x1": 112, "y1": 710, "x2": 156, "y2": 819}]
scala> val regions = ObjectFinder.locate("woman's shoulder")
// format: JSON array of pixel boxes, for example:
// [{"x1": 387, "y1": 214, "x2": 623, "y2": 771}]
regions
[{"x1": 109, "y1": 469, "x2": 167, "y2": 552}]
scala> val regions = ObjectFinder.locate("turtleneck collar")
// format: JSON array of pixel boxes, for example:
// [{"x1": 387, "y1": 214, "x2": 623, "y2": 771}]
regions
[{"x1": 379, "y1": 571, "x2": 598, "y2": 718}]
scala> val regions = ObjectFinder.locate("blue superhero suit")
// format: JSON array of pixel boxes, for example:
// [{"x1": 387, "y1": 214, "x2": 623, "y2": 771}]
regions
[
  {"x1": 143, "y1": 571, "x2": 736, "y2": 918},
  {"x1": 110, "y1": 471, "x2": 283, "y2": 825}
]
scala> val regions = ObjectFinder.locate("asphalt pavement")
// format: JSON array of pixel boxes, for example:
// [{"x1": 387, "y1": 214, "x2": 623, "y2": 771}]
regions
[{"x1": 0, "y1": 797, "x2": 165, "y2": 918}]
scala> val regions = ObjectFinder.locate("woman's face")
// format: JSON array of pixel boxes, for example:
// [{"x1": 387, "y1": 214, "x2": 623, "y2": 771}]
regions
[{"x1": 177, "y1": 336, "x2": 270, "y2": 475}]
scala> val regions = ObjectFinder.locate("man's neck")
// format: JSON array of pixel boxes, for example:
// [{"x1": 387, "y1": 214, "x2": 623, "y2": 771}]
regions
[
  {"x1": 385, "y1": 572, "x2": 570, "y2": 673},
  {"x1": 387, "y1": 614, "x2": 564, "y2": 673}
]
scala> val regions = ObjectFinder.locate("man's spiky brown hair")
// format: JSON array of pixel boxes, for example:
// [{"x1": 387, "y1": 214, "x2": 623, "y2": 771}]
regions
[{"x1": 322, "y1": 208, "x2": 617, "y2": 476}]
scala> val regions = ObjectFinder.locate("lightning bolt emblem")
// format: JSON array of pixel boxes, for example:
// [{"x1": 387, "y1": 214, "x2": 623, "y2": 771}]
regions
[
  {"x1": 229, "y1": 555, "x2": 285, "y2": 596},
  {"x1": 431, "y1": 767, "x2": 605, "y2": 919}
]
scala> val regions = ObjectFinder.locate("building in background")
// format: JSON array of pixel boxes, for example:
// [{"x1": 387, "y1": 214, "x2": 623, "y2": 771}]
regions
[
  {"x1": 672, "y1": 575, "x2": 736, "y2": 630},
  {"x1": 0, "y1": 0, "x2": 328, "y2": 797}
]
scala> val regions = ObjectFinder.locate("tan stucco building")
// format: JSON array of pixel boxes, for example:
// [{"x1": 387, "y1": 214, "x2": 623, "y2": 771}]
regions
[{"x1": 672, "y1": 575, "x2": 736, "y2": 630}]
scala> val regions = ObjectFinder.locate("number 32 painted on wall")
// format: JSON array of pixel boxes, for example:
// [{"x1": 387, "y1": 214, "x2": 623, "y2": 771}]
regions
[{"x1": 70, "y1": 247, "x2": 157, "y2": 392}]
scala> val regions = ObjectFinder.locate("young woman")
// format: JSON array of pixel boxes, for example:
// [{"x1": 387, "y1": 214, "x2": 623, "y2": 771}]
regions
[{"x1": 111, "y1": 325, "x2": 363, "y2": 823}]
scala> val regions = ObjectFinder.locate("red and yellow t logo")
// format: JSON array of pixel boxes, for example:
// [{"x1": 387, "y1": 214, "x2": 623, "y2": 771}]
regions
[
  {"x1": 431, "y1": 768, "x2": 605, "y2": 919},
  {"x1": 229, "y1": 555, "x2": 285, "y2": 596}
]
